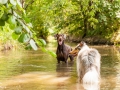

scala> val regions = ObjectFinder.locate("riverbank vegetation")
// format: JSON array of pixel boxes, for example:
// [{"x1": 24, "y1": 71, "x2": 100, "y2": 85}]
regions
[{"x1": 0, "y1": 0, "x2": 120, "y2": 51}]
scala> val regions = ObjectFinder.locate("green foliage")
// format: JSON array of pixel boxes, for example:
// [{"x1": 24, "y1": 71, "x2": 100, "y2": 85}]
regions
[
  {"x1": 12, "y1": 32, "x2": 19, "y2": 40},
  {"x1": 48, "y1": 0, "x2": 120, "y2": 39},
  {"x1": 14, "y1": 26, "x2": 22, "y2": 34},
  {"x1": 0, "y1": 0, "x2": 56, "y2": 57},
  {"x1": 64, "y1": 0, "x2": 101, "y2": 37},
  {"x1": 0, "y1": 0, "x2": 120, "y2": 55},
  {"x1": 29, "y1": 39, "x2": 38, "y2": 50},
  {"x1": 25, "y1": 0, "x2": 51, "y2": 40},
  {"x1": 47, "y1": 50, "x2": 56, "y2": 57},
  {"x1": 0, "y1": 23, "x2": 13, "y2": 43},
  {"x1": 49, "y1": 0, "x2": 75, "y2": 33},
  {"x1": 18, "y1": 33, "x2": 30, "y2": 43},
  {"x1": 0, "y1": 0, "x2": 46, "y2": 51},
  {"x1": 39, "y1": 39, "x2": 46, "y2": 46},
  {"x1": 96, "y1": 0, "x2": 120, "y2": 38}
]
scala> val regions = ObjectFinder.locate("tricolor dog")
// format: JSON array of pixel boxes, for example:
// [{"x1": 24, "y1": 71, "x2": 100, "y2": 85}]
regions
[{"x1": 69, "y1": 41, "x2": 101, "y2": 84}]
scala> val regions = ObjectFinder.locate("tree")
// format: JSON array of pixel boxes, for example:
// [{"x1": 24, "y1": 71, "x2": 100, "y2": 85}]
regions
[
  {"x1": 0, "y1": 0, "x2": 38, "y2": 50},
  {"x1": 0, "y1": 0, "x2": 56, "y2": 57},
  {"x1": 52, "y1": 0, "x2": 120, "y2": 40},
  {"x1": 25, "y1": 0, "x2": 54, "y2": 41}
]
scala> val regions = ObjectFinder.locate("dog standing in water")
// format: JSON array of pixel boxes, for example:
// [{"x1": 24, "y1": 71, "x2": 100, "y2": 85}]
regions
[
  {"x1": 69, "y1": 41, "x2": 101, "y2": 84},
  {"x1": 55, "y1": 34, "x2": 74, "y2": 63}
]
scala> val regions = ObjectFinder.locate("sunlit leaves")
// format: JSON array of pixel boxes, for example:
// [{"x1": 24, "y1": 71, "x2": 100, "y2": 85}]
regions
[
  {"x1": 40, "y1": 47, "x2": 47, "y2": 52},
  {"x1": 16, "y1": 0, "x2": 22, "y2": 8},
  {"x1": 0, "y1": 8, "x2": 6, "y2": 26},
  {"x1": 10, "y1": 0, "x2": 17, "y2": 6},
  {"x1": 17, "y1": 18, "x2": 31, "y2": 33},
  {"x1": 23, "y1": 16, "x2": 31, "y2": 23},
  {"x1": 18, "y1": 33, "x2": 30, "y2": 43},
  {"x1": 12, "y1": 32, "x2": 19, "y2": 40},
  {"x1": 47, "y1": 50, "x2": 56, "y2": 57},
  {"x1": 39, "y1": 39, "x2": 46, "y2": 46},
  {"x1": 8, "y1": 15, "x2": 17, "y2": 29},
  {"x1": 29, "y1": 39, "x2": 38, "y2": 50},
  {"x1": 10, "y1": 16, "x2": 17, "y2": 25},
  {"x1": 25, "y1": 44, "x2": 32, "y2": 50},
  {"x1": 14, "y1": 26, "x2": 22, "y2": 34},
  {"x1": 1, "y1": 12, "x2": 8, "y2": 21},
  {"x1": 0, "y1": 0, "x2": 8, "y2": 4},
  {"x1": 0, "y1": 0, "x2": 57, "y2": 53},
  {"x1": 57, "y1": 0, "x2": 120, "y2": 39},
  {"x1": 40, "y1": 45, "x2": 56, "y2": 57},
  {"x1": 0, "y1": 7, "x2": 4, "y2": 18}
]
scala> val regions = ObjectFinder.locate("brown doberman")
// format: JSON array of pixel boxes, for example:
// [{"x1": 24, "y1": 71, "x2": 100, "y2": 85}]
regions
[{"x1": 55, "y1": 34, "x2": 74, "y2": 63}]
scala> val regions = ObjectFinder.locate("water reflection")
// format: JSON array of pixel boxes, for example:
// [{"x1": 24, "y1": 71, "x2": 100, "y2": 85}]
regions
[
  {"x1": 56, "y1": 62, "x2": 74, "y2": 77},
  {"x1": 82, "y1": 83, "x2": 100, "y2": 90},
  {"x1": 97, "y1": 46, "x2": 120, "y2": 90}
]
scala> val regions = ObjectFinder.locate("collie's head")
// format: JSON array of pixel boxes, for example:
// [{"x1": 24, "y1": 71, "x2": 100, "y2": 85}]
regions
[
  {"x1": 54, "y1": 34, "x2": 66, "y2": 45},
  {"x1": 69, "y1": 41, "x2": 86, "y2": 56}
]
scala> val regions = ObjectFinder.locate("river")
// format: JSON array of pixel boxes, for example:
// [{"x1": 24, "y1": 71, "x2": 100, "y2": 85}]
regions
[{"x1": 0, "y1": 42, "x2": 120, "y2": 90}]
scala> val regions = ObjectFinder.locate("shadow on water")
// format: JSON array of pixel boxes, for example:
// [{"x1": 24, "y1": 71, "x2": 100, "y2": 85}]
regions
[{"x1": 0, "y1": 43, "x2": 120, "y2": 90}]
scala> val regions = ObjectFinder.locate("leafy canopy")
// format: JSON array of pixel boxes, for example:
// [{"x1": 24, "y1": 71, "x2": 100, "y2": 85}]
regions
[{"x1": 0, "y1": 0, "x2": 56, "y2": 57}]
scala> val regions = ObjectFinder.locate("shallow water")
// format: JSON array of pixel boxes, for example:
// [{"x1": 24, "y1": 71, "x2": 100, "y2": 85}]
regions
[{"x1": 0, "y1": 42, "x2": 120, "y2": 90}]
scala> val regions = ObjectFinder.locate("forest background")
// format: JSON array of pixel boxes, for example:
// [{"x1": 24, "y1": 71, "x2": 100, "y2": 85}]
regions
[{"x1": 0, "y1": 0, "x2": 120, "y2": 51}]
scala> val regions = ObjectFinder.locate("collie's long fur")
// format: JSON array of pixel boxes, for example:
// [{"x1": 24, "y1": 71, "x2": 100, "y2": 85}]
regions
[{"x1": 70, "y1": 41, "x2": 101, "y2": 84}]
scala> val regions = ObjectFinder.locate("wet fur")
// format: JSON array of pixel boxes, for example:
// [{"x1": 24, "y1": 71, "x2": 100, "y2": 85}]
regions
[
  {"x1": 77, "y1": 43, "x2": 101, "y2": 84},
  {"x1": 70, "y1": 42, "x2": 101, "y2": 84},
  {"x1": 55, "y1": 34, "x2": 74, "y2": 63}
]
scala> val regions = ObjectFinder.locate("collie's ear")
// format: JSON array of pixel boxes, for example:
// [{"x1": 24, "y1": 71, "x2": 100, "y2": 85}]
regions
[{"x1": 79, "y1": 41, "x2": 85, "y2": 47}]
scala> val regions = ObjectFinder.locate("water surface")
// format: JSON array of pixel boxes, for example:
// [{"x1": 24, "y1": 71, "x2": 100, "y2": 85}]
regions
[{"x1": 0, "y1": 43, "x2": 120, "y2": 90}]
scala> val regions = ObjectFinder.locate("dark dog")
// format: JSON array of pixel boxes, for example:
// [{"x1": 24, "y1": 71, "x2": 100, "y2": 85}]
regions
[
  {"x1": 69, "y1": 41, "x2": 101, "y2": 84},
  {"x1": 55, "y1": 34, "x2": 74, "y2": 63}
]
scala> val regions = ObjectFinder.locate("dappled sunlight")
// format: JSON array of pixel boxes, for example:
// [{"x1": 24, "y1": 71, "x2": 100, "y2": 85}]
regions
[
  {"x1": 0, "y1": 72, "x2": 70, "y2": 89},
  {"x1": 47, "y1": 35, "x2": 56, "y2": 43},
  {"x1": 0, "y1": 71, "x2": 101, "y2": 90},
  {"x1": 100, "y1": 75, "x2": 116, "y2": 90}
]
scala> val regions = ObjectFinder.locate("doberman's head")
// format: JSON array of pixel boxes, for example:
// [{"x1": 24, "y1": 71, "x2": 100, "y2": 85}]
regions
[
  {"x1": 69, "y1": 41, "x2": 86, "y2": 56},
  {"x1": 55, "y1": 34, "x2": 66, "y2": 45}
]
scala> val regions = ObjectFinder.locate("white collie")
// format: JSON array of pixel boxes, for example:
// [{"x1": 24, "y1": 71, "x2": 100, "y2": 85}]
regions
[{"x1": 69, "y1": 41, "x2": 101, "y2": 84}]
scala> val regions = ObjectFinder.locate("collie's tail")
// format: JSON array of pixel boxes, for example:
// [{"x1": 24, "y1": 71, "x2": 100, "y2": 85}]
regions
[
  {"x1": 82, "y1": 48, "x2": 100, "y2": 84},
  {"x1": 83, "y1": 67, "x2": 99, "y2": 84}
]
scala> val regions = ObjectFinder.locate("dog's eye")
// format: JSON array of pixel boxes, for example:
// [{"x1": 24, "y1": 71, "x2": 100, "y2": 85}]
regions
[
  {"x1": 78, "y1": 47, "x2": 81, "y2": 50},
  {"x1": 75, "y1": 48, "x2": 77, "y2": 50}
]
